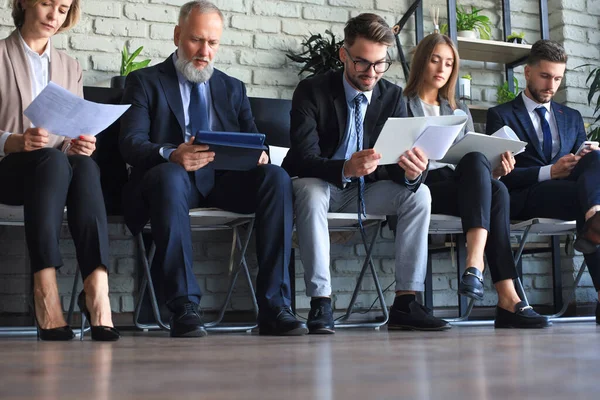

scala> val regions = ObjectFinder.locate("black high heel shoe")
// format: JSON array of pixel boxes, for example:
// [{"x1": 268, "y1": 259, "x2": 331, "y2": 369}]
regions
[
  {"x1": 30, "y1": 296, "x2": 75, "y2": 341},
  {"x1": 77, "y1": 291, "x2": 120, "y2": 341}
]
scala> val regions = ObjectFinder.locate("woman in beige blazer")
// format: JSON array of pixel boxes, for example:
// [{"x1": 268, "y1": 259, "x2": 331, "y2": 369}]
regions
[{"x1": 0, "y1": 0, "x2": 119, "y2": 341}]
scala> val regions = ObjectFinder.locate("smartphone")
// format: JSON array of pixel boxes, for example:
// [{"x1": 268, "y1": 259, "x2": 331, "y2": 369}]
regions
[{"x1": 576, "y1": 141, "x2": 599, "y2": 155}]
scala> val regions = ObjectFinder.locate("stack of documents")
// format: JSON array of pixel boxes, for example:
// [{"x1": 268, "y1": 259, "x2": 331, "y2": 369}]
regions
[{"x1": 374, "y1": 115, "x2": 526, "y2": 168}]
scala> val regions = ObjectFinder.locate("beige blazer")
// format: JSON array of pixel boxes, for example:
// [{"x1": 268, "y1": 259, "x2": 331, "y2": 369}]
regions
[{"x1": 0, "y1": 29, "x2": 83, "y2": 162}]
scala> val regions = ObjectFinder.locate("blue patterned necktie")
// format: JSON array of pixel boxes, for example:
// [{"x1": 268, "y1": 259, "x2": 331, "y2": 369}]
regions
[
  {"x1": 354, "y1": 93, "x2": 366, "y2": 227},
  {"x1": 534, "y1": 106, "x2": 553, "y2": 162},
  {"x1": 189, "y1": 82, "x2": 214, "y2": 196}
]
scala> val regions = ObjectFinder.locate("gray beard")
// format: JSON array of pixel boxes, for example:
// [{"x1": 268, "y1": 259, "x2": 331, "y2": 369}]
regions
[{"x1": 175, "y1": 52, "x2": 214, "y2": 83}]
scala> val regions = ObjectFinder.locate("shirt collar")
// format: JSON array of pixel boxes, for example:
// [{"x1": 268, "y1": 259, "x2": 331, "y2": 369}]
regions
[
  {"x1": 342, "y1": 74, "x2": 373, "y2": 105},
  {"x1": 521, "y1": 91, "x2": 551, "y2": 114},
  {"x1": 18, "y1": 29, "x2": 51, "y2": 61}
]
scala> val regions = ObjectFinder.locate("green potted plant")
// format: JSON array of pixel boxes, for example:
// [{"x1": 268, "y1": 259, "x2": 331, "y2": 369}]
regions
[
  {"x1": 286, "y1": 30, "x2": 343, "y2": 78},
  {"x1": 110, "y1": 45, "x2": 152, "y2": 89},
  {"x1": 507, "y1": 32, "x2": 526, "y2": 44},
  {"x1": 441, "y1": 6, "x2": 492, "y2": 40},
  {"x1": 580, "y1": 65, "x2": 600, "y2": 141},
  {"x1": 496, "y1": 77, "x2": 519, "y2": 104},
  {"x1": 459, "y1": 73, "x2": 472, "y2": 100}
]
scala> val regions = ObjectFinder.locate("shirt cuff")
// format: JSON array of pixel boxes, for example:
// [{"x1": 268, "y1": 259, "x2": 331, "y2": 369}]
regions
[
  {"x1": 0, "y1": 132, "x2": 13, "y2": 157},
  {"x1": 341, "y1": 160, "x2": 352, "y2": 183},
  {"x1": 405, "y1": 174, "x2": 422, "y2": 189},
  {"x1": 538, "y1": 165, "x2": 552, "y2": 182},
  {"x1": 160, "y1": 147, "x2": 175, "y2": 161}
]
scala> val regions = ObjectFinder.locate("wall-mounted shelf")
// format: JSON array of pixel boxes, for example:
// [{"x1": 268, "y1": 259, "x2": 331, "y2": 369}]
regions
[{"x1": 457, "y1": 37, "x2": 531, "y2": 65}]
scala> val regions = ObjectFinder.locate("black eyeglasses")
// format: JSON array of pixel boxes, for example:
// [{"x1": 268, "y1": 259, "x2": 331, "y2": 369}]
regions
[{"x1": 343, "y1": 47, "x2": 392, "y2": 73}]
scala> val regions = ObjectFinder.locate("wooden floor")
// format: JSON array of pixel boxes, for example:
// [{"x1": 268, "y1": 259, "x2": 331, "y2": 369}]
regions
[{"x1": 1, "y1": 323, "x2": 599, "y2": 400}]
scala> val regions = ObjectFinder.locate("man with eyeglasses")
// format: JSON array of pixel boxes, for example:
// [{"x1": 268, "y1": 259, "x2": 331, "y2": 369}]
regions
[{"x1": 282, "y1": 13, "x2": 450, "y2": 333}]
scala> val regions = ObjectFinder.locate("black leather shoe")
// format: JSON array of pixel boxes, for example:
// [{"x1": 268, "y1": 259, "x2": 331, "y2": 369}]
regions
[
  {"x1": 307, "y1": 298, "x2": 335, "y2": 334},
  {"x1": 170, "y1": 302, "x2": 207, "y2": 338},
  {"x1": 596, "y1": 302, "x2": 600, "y2": 326},
  {"x1": 582, "y1": 211, "x2": 600, "y2": 244},
  {"x1": 573, "y1": 236, "x2": 599, "y2": 254},
  {"x1": 494, "y1": 301, "x2": 550, "y2": 329},
  {"x1": 458, "y1": 267, "x2": 484, "y2": 300},
  {"x1": 387, "y1": 300, "x2": 451, "y2": 331},
  {"x1": 259, "y1": 307, "x2": 308, "y2": 336}
]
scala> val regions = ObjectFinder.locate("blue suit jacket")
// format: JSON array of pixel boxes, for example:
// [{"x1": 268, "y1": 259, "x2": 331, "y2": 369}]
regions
[
  {"x1": 485, "y1": 93, "x2": 586, "y2": 192},
  {"x1": 119, "y1": 55, "x2": 258, "y2": 234}
]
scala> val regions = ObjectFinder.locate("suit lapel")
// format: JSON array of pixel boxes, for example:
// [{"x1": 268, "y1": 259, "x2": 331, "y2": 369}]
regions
[
  {"x1": 332, "y1": 75, "x2": 347, "y2": 145},
  {"x1": 551, "y1": 101, "x2": 567, "y2": 161},
  {"x1": 513, "y1": 94, "x2": 545, "y2": 161},
  {"x1": 363, "y1": 84, "x2": 382, "y2": 148},
  {"x1": 49, "y1": 43, "x2": 66, "y2": 90},
  {"x1": 158, "y1": 57, "x2": 185, "y2": 134},
  {"x1": 209, "y1": 71, "x2": 228, "y2": 131},
  {"x1": 407, "y1": 95, "x2": 424, "y2": 117},
  {"x1": 6, "y1": 31, "x2": 33, "y2": 126}
]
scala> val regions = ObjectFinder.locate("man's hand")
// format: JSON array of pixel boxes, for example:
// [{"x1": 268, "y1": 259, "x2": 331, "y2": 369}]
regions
[
  {"x1": 398, "y1": 147, "x2": 428, "y2": 181},
  {"x1": 492, "y1": 151, "x2": 516, "y2": 179},
  {"x1": 22, "y1": 127, "x2": 49, "y2": 151},
  {"x1": 258, "y1": 151, "x2": 269, "y2": 165},
  {"x1": 169, "y1": 137, "x2": 215, "y2": 171},
  {"x1": 580, "y1": 144, "x2": 600, "y2": 156},
  {"x1": 343, "y1": 149, "x2": 381, "y2": 178},
  {"x1": 67, "y1": 135, "x2": 96, "y2": 156},
  {"x1": 551, "y1": 153, "x2": 580, "y2": 179}
]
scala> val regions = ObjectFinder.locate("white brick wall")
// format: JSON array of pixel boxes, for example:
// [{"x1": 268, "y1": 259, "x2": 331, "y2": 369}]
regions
[{"x1": 0, "y1": 0, "x2": 598, "y2": 316}]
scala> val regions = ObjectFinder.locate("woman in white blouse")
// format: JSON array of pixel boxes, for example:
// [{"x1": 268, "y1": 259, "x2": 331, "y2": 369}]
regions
[
  {"x1": 404, "y1": 33, "x2": 548, "y2": 329},
  {"x1": 0, "y1": 0, "x2": 119, "y2": 341}
]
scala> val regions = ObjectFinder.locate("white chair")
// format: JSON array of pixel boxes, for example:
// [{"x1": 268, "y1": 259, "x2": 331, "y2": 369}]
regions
[
  {"x1": 510, "y1": 218, "x2": 594, "y2": 323},
  {"x1": 133, "y1": 208, "x2": 258, "y2": 333}
]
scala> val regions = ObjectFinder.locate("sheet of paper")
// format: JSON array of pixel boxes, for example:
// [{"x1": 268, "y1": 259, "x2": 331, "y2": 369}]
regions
[
  {"x1": 439, "y1": 132, "x2": 528, "y2": 168},
  {"x1": 490, "y1": 125, "x2": 525, "y2": 155},
  {"x1": 24, "y1": 82, "x2": 130, "y2": 138},
  {"x1": 413, "y1": 122, "x2": 467, "y2": 160},
  {"x1": 374, "y1": 115, "x2": 467, "y2": 165}
]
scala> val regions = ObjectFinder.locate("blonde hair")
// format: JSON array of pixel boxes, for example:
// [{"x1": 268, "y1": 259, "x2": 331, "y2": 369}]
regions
[
  {"x1": 404, "y1": 33, "x2": 460, "y2": 110},
  {"x1": 12, "y1": 0, "x2": 80, "y2": 33}
]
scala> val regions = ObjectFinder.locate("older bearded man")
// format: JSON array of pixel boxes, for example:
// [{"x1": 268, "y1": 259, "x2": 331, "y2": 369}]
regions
[{"x1": 119, "y1": 0, "x2": 305, "y2": 337}]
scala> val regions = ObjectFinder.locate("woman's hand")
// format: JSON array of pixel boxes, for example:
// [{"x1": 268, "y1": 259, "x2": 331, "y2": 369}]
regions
[
  {"x1": 22, "y1": 127, "x2": 50, "y2": 151},
  {"x1": 67, "y1": 135, "x2": 96, "y2": 156},
  {"x1": 492, "y1": 151, "x2": 516, "y2": 179}
]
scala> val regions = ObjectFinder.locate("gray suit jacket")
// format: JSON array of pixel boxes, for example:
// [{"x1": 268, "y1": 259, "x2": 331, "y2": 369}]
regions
[
  {"x1": 405, "y1": 94, "x2": 475, "y2": 141},
  {"x1": 0, "y1": 30, "x2": 83, "y2": 161}
]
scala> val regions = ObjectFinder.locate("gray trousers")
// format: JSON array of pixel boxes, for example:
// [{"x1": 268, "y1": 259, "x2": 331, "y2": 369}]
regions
[{"x1": 292, "y1": 178, "x2": 431, "y2": 297}]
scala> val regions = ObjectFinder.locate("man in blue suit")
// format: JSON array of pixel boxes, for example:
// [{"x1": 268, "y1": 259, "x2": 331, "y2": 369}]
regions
[
  {"x1": 486, "y1": 40, "x2": 600, "y2": 324},
  {"x1": 119, "y1": 1, "x2": 306, "y2": 337}
]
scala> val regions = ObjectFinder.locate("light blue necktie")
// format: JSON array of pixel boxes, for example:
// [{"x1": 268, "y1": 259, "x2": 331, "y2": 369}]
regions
[
  {"x1": 354, "y1": 93, "x2": 366, "y2": 227},
  {"x1": 534, "y1": 106, "x2": 553, "y2": 162},
  {"x1": 189, "y1": 82, "x2": 214, "y2": 196}
]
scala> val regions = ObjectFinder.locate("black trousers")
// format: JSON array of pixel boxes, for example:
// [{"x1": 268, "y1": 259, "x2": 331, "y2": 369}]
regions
[
  {"x1": 0, "y1": 148, "x2": 109, "y2": 280},
  {"x1": 510, "y1": 150, "x2": 600, "y2": 291},
  {"x1": 425, "y1": 152, "x2": 517, "y2": 284},
  {"x1": 139, "y1": 162, "x2": 294, "y2": 312}
]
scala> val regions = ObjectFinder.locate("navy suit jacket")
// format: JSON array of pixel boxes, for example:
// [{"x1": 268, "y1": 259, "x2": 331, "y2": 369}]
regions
[
  {"x1": 485, "y1": 93, "x2": 586, "y2": 192},
  {"x1": 282, "y1": 70, "x2": 418, "y2": 190},
  {"x1": 119, "y1": 55, "x2": 258, "y2": 234}
]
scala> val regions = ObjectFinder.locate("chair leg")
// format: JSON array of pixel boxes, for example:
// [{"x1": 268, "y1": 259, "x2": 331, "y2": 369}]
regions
[
  {"x1": 66, "y1": 267, "x2": 80, "y2": 325},
  {"x1": 206, "y1": 219, "x2": 258, "y2": 332},
  {"x1": 133, "y1": 233, "x2": 170, "y2": 331},
  {"x1": 336, "y1": 222, "x2": 388, "y2": 329}
]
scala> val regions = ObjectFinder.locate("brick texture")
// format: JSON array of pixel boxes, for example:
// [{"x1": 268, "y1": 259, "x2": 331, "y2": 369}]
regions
[{"x1": 0, "y1": 0, "x2": 598, "y2": 316}]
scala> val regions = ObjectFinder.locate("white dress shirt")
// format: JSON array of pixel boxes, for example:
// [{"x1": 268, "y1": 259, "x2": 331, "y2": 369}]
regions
[
  {"x1": 0, "y1": 31, "x2": 51, "y2": 156},
  {"x1": 521, "y1": 92, "x2": 560, "y2": 182}
]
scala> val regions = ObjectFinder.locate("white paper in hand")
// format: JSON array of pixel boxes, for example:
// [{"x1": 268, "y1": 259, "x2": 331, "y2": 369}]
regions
[{"x1": 23, "y1": 82, "x2": 130, "y2": 138}]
